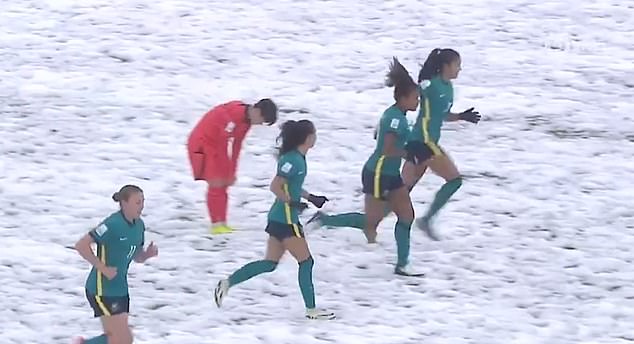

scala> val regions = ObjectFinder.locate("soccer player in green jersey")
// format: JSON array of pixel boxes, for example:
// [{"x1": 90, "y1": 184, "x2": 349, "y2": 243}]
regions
[
  {"x1": 213, "y1": 120, "x2": 335, "y2": 320},
  {"x1": 404, "y1": 48, "x2": 481, "y2": 240},
  {"x1": 362, "y1": 57, "x2": 424, "y2": 276},
  {"x1": 309, "y1": 49, "x2": 480, "y2": 243},
  {"x1": 72, "y1": 185, "x2": 159, "y2": 344}
]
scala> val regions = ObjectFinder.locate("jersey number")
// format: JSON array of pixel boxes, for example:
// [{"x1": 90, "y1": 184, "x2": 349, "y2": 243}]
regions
[{"x1": 126, "y1": 245, "x2": 137, "y2": 260}]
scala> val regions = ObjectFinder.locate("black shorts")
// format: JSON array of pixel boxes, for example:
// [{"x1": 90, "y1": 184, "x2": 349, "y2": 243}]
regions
[
  {"x1": 86, "y1": 290, "x2": 130, "y2": 318},
  {"x1": 265, "y1": 221, "x2": 304, "y2": 241},
  {"x1": 361, "y1": 168, "x2": 404, "y2": 200},
  {"x1": 404, "y1": 141, "x2": 442, "y2": 164}
]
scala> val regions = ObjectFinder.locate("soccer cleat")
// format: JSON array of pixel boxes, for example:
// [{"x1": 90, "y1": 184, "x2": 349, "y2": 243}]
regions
[
  {"x1": 416, "y1": 217, "x2": 440, "y2": 241},
  {"x1": 305, "y1": 308, "x2": 336, "y2": 320},
  {"x1": 211, "y1": 224, "x2": 234, "y2": 235},
  {"x1": 214, "y1": 279, "x2": 229, "y2": 307},
  {"x1": 71, "y1": 337, "x2": 85, "y2": 344},
  {"x1": 395, "y1": 264, "x2": 425, "y2": 277}
]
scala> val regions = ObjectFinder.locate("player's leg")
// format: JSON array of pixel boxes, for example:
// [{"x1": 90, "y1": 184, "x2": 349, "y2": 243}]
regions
[
  {"x1": 79, "y1": 294, "x2": 132, "y2": 344},
  {"x1": 99, "y1": 313, "x2": 133, "y2": 344},
  {"x1": 401, "y1": 160, "x2": 428, "y2": 191},
  {"x1": 214, "y1": 234, "x2": 282, "y2": 307},
  {"x1": 206, "y1": 181, "x2": 231, "y2": 234},
  {"x1": 364, "y1": 194, "x2": 386, "y2": 244},
  {"x1": 361, "y1": 169, "x2": 389, "y2": 243},
  {"x1": 417, "y1": 146, "x2": 462, "y2": 240},
  {"x1": 307, "y1": 210, "x2": 366, "y2": 230},
  {"x1": 201, "y1": 149, "x2": 233, "y2": 234},
  {"x1": 283, "y1": 227, "x2": 335, "y2": 320},
  {"x1": 388, "y1": 182, "x2": 423, "y2": 276}
]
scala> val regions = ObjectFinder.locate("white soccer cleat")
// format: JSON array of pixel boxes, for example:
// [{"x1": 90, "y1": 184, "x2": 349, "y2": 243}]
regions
[
  {"x1": 71, "y1": 336, "x2": 85, "y2": 344},
  {"x1": 305, "y1": 308, "x2": 336, "y2": 320},
  {"x1": 214, "y1": 279, "x2": 229, "y2": 308},
  {"x1": 394, "y1": 264, "x2": 425, "y2": 277}
]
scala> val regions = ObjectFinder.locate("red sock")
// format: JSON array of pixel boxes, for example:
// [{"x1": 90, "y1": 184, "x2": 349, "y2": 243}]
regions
[{"x1": 207, "y1": 187, "x2": 228, "y2": 224}]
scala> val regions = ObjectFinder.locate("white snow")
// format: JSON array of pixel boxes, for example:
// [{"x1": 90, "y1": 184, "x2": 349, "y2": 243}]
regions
[{"x1": 1, "y1": 0, "x2": 634, "y2": 343}]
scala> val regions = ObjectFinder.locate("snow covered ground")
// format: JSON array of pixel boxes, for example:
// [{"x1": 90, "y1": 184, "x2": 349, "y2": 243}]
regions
[{"x1": 1, "y1": 0, "x2": 634, "y2": 343}]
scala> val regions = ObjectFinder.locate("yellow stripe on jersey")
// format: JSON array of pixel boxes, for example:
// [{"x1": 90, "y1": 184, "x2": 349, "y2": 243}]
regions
[
  {"x1": 97, "y1": 244, "x2": 106, "y2": 296},
  {"x1": 421, "y1": 97, "x2": 442, "y2": 156},
  {"x1": 283, "y1": 183, "x2": 302, "y2": 237},
  {"x1": 95, "y1": 296, "x2": 111, "y2": 316},
  {"x1": 373, "y1": 155, "x2": 386, "y2": 199}
]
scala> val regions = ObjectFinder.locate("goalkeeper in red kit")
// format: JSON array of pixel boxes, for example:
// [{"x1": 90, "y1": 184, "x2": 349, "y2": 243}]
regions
[{"x1": 187, "y1": 98, "x2": 278, "y2": 234}]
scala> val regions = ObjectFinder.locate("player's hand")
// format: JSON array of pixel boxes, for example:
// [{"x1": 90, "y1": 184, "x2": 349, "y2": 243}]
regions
[
  {"x1": 406, "y1": 149, "x2": 420, "y2": 165},
  {"x1": 307, "y1": 194, "x2": 329, "y2": 208},
  {"x1": 458, "y1": 107, "x2": 481, "y2": 124},
  {"x1": 226, "y1": 176, "x2": 236, "y2": 186},
  {"x1": 146, "y1": 241, "x2": 159, "y2": 259},
  {"x1": 101, "y1": 266, "x2": 118, "y2": 280}
]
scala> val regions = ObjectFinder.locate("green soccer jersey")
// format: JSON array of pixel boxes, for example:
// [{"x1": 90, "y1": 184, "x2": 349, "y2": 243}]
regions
[
  {"x1": 409, "y1": 76, "x2": 454, "y2": 144},
  {"x1": 85, "y1": 211, "x2": 145, "y2": 297},
  {"x1": 363, "y1": 105, "x2": 410, "y2": 176},
  {"x1": 268, "y1": 150, "x2": 307, "y2": 224}
]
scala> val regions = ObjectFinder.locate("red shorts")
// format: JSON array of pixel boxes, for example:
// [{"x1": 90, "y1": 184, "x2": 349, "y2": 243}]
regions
[{"x1": 187, "y1": 137, "x2": 231, "y2": 181}]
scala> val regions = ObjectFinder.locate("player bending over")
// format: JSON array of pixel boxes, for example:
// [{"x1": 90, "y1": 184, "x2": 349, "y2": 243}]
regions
[{"x1": 187, "y1": 99, "x2": 278, "y2": 234}]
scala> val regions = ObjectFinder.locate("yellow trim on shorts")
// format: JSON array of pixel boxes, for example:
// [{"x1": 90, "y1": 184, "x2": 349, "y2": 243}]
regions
[
  {"x1": 283, "y1": 183, "x2": 302, "y2": 237},
  {"x1": 373, "y1": 155, "x2": 386, "y2": 199},
  {"x1": 95, "y1": 295, "x2": 111, "y2": 316}
]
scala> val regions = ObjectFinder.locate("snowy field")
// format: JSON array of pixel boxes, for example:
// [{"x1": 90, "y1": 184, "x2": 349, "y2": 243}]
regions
[{"x1": 1, "y1": 0, "x2": 634, "y2": 343}]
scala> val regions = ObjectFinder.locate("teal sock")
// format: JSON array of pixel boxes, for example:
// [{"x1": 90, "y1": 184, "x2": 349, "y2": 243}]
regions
[
  {"x1": 85, "y1": 335, "x2": 107, "y2": 344},
  {"x1": 320, "y1": 212, "x2": 366, "y2": 230},
  {"x1": 298, "y1": 257, "x2": 315, "y2": 309},
  {"x1": 228, "y1": 260, "x2": 277, "y2": 287},
  {"x1": 424, "y1": 177, "x2": 462, "y2": 221},
  {"x1": 394, "y1": 220, "x2": 412, "y2": 268}
]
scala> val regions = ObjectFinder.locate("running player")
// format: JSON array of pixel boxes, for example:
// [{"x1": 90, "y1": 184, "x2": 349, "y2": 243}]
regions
[
  {"x1": 72, "y1": 185, "x2": 159, "y2": 344},
  {"x1": 187, "y1": 99, "x2": 278, "y2": 234},
  {"x1": 404, "y1": 48, "x2": 480, "y2": 240},
  {"x1": 309, "y1": 49, "x2": 480, "y2": 242},
  {"x1": 213, "y1": 119, "x2": 335, "y2": 320},
  {"x1": 361, "y1": 57, "x2": 425, "y2": 276}
]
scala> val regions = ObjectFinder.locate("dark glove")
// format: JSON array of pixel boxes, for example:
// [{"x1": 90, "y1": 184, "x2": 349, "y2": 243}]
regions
[
  {"x1": 289, "y1": 201, "x2": 309, "y2": 213},
  {"x1": 406, "y1": 149, "x2": 421, "y2": 165},
  {"x1": 307, "y1": 194, "x2": 329, "y2": 208},
  {"x1": 458, "y1": 107, "x2": 481, "y2": 124},
  {"x1": 405, "y1": 142, "x2": 432, "y2": 165}
]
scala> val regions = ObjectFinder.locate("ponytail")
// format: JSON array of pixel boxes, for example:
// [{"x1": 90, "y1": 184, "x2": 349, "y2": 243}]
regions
[
  {"x1": 418, "y1": 48, "x2": 460, "y2": 82},
  {"x1": 385, "y1": 57, "x2": 417, "y2": 101},
  {"x1": 276, "y1": 119, "x2": 315, "y2": 156}
]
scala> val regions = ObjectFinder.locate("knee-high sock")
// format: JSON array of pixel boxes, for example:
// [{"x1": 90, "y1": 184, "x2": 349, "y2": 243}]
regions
[
  {"x1": 424, "y1": 177, "x2": 462, "y2": 221},
  {"x1": 207, "y1": 187, "x2": 228, "y2": 224},
  {"x1": 320, "y1": 212, "x2": 365, "y2": 230},
  {"x1": 228, "y1": 260, "x2": 278, "y2": 287},
  {"x1": 298, "y1": 257, "x2": 316, "y2": 309},
  {"x1": 85, "y1": 335, "x2": 107, "y2": 344},
  {"x1": 394, "y1": 220, "x2": 412, "y2": 268}
]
